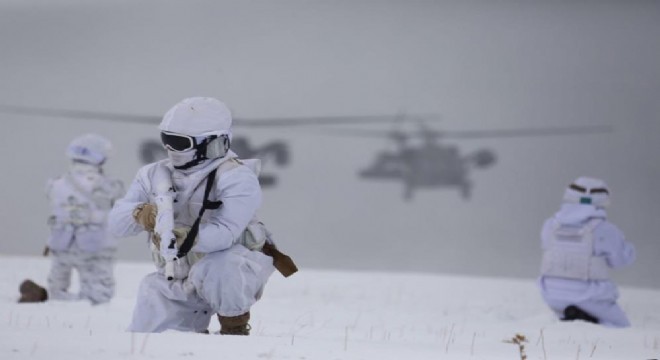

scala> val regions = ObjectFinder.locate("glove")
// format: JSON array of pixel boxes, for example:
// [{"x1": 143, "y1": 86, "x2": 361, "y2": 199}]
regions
[
  {"x1": 152, "y1": 227, "x2": 191, "y2": 250},
  {"x1": 241, "y1": 221, "x2": 267, "y2": 250},
  {"x1": 133, "y1": 203, "x2": 157, "y2": 231}
]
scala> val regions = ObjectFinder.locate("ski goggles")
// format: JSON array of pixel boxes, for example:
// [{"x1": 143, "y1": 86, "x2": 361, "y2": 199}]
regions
[
  {"x1": 160, "y1": 131, "x2": 230, "y2": 152},
  {"x1": 160, "y1": 132, "x2": 199, "y2": 152},
  {"x1": 569, "y1": 183, "x2": 609, "y2": 195}
]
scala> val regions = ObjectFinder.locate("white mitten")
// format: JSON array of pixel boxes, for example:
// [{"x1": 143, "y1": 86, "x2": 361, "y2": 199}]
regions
[{"x1": 242, "y1": 221, "x2": 267, "y2": 250}]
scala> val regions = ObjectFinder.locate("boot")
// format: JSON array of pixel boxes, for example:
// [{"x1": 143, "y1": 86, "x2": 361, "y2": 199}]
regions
[
  {"x1": 18, "y1": 279, "x2": 48, "y2": 303},
  {"x1": 218, "y1": 312, "x2": 251, "y2": 335},
  {"x1": 562, "y1": 305, "x2": 599, "y2": 324}
]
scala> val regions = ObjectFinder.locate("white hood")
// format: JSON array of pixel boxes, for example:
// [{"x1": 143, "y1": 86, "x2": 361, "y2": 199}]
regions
[{"x1": 66, "y1": 133, "x2": 113, "y2": 165}]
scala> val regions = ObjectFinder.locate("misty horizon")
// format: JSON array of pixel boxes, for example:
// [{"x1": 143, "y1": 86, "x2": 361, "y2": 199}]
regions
[{"x1": 0, "y1": 0, "x2": 658, "y2": 288}]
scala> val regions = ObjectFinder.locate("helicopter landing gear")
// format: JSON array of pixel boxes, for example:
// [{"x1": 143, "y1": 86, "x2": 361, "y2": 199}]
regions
[
  {"x1": 403, "y1": 185, "x2": 414, "y2": 201},
  {"x1": 460, "y1": 181, "x2": 472, "y2": 200}
]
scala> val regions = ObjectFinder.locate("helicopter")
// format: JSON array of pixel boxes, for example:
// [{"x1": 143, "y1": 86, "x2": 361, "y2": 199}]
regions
[
  {"x1": 323, "y1": 121, "x2": 612, "y2": 200},
  {"x1": 0, "y1": 104, "x2": 436, "y2": 188}
]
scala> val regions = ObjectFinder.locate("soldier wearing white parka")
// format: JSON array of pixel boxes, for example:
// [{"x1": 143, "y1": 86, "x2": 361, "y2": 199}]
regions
[
  {"x1": 538, "y1": 177, "x2": 636, "y2": 327},
  {"x1": 108, "y1": 97, "x2": 295, "y2": 335},
  {"x1": 18, "y1": 134, "x2": 124, "y2": 304}
]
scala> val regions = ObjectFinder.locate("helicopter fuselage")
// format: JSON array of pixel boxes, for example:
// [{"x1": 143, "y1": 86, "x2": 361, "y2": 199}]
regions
[{"x1": 359, "y1": 143, "x2": 472, "y2": 199}]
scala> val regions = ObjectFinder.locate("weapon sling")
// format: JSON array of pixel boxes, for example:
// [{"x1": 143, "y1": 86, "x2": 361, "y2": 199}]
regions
[
  {"x1": 176, "y1": 165, "x2": 298, "y2": 277},
  {"x1": 176, "y1": 168, "x2": 222, "y2": 258}
]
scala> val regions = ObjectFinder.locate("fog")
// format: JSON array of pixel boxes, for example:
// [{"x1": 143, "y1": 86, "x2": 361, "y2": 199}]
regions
[{"x1": 1, "y1": 0, "x2": 658, "y2": 288}]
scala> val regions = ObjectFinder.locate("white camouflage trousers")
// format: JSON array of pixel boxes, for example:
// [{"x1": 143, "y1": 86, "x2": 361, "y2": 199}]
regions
[
  {"x1": 47, "y1": 244, "x2": 116, "y2": 305},
  {"x1": 538, "y1": 277, "x2": 631, "y2": 327},
  {"x1": 128, "y1": 244, "x2": 275, "y2": 333}
]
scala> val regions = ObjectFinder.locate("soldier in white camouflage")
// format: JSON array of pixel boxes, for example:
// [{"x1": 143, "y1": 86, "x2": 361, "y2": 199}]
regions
[
  {"x1": 108, "y1": 97, "x2": 297, "y2": 335},
  {"x1": 538, "y1": 177, "x2": 636, "y2": 327},
  {"x1": 19, "y1": 133, "x2": 124, "y2": 305}
]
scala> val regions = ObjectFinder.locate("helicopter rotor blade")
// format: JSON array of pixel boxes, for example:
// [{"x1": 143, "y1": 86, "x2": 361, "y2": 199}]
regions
[
  {"x1": 441, "y1": 125, "x2": 613, "y2": 139},
  {"x1": 0, "y1": 104, "x2": 442, "y2": 128},
  {"x1": 313, "y1": 128, "x2": 405, "y2": 138},
  {"x1": 0, "y1": 104, "x2": 161, "y2": 124},
  {"x1": 235, "y1": 113, "x2": 443, "y2": 127},
  {"x1": 2, "y1": 104, "x2": 609, "y2": 137},
  {"x1": 314, "y1": 124, "x2": 612, "y2": 141}
]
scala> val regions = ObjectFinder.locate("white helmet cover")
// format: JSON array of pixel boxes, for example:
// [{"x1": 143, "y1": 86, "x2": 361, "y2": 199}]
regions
[
  {"x1": 158, "y1": 97, "x2": 232, "y2": 137},
  {"x1": 66, "y1": 133, "x2": 113, "y2": 165},
  {"x1": 158, "y1": 97, "x2": 233, "y2": 170},
  {"x1": 562, "y1": 176, "x2": 611, "y2": 208}
]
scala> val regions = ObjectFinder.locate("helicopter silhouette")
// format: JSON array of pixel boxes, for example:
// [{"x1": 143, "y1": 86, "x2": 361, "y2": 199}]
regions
[
  {"x1": 324, "y1": 121, "x2": 612, "y2": 200},
  {"x1": 0, "y1": 104, "x2": 429, "y2": 188}
]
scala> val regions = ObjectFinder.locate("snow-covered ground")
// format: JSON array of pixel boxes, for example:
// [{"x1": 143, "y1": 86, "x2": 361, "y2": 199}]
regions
[{"x1": 1, "y1": 255, "x2": 658, "y2": 360}]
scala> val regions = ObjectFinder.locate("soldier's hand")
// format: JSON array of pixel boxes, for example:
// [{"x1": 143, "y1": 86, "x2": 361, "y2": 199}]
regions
[
  {"x1": 151, "y1": 232, "x2": 162, "y2": 249},
  {"x1": 173, "y1": 227, "x2": 190, "y2": 247},
  {"x1": 133, "y1": 203, "x2": 157, "y2": 231},
  {"x1": 151, "y1": 227, "x2": 190, "y2": 250}
]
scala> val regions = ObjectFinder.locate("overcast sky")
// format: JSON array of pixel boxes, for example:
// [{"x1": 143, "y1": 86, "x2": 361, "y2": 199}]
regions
[{"x1": 1, "y1": 0, "x2": 658, "y2": 288}]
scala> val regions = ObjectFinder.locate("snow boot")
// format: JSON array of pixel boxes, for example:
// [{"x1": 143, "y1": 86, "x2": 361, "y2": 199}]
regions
[
  {"x1": 218, "y1": 312, "x2": 251, "y2": 335},
  {"x1": 562, "y1": 305, "x2": 599, "y2": 324},
  {"x1": 18, "y1": 279, "x2": 48, "y2": 303}
]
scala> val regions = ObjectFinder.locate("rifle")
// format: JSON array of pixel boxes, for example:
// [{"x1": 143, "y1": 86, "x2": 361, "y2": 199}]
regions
[
  {"x1": 261, "y1": 242, "x2": 297, "y2": 277},
  {"x1": 152, "y1": 165, "x2": 178, "y2": 280}
]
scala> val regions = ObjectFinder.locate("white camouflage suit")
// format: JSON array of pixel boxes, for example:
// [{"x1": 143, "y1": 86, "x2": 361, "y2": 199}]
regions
[
  {"x1": 538, "y1": 178, "x2": 636, "y2": 327},
  {"x1": 108, "y1": 97, "x2": 275, "y2": 333},
  {"x1": 46, "y1": 134, "x2": 124, "y2": 305}
]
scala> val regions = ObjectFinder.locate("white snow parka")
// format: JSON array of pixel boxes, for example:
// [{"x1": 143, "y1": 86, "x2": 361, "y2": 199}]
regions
[{"x1": 108, "y1": 152, "x2": 263, "y2": 277}]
